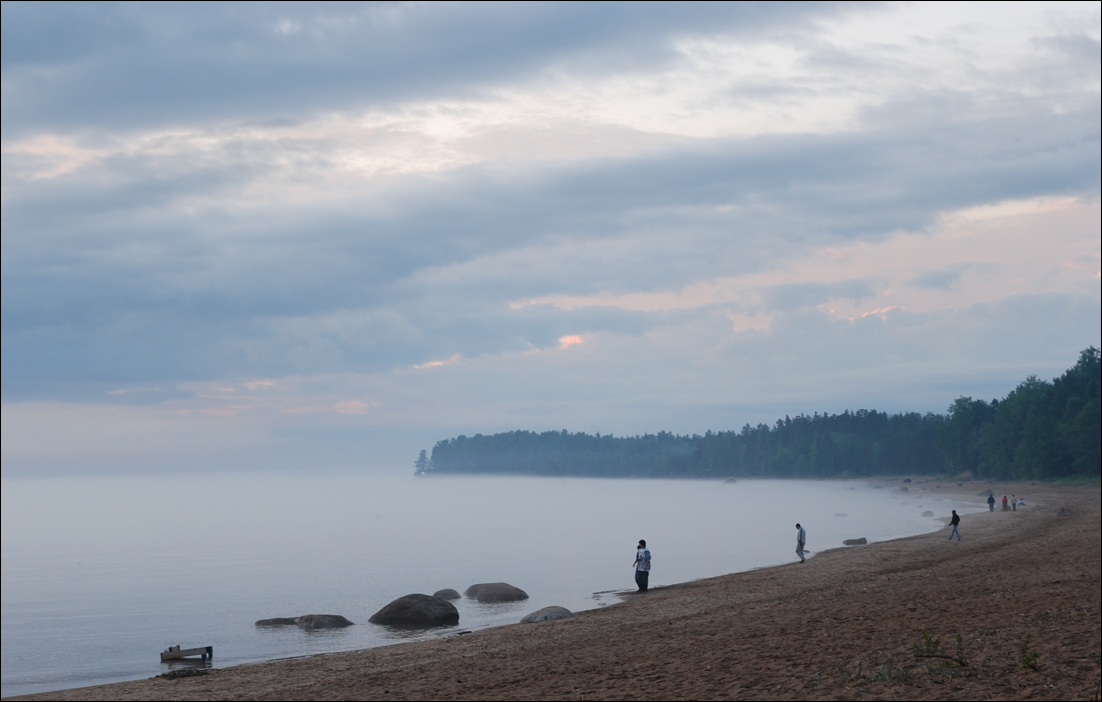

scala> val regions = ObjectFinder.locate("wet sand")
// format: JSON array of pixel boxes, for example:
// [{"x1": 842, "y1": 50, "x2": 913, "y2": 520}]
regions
[{"x1": 9, "y1": 480, "x2": 1100, "y2": 701}]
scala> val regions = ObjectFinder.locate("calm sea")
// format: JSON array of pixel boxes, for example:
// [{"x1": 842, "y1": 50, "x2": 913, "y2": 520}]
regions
[{"x1": 1, "y1": 474, "x2": 980, "y2": 697}]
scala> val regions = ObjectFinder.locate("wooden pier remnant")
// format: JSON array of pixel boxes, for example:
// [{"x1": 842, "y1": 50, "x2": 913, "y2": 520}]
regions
[{"x1": 160, "y1": 645, "x2": 213, "y2": 662}]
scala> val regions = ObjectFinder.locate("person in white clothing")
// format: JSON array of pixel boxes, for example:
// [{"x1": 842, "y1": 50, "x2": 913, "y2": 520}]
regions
[{"x1": 795, "y1": 523, "x2": 807, "y2": 563}]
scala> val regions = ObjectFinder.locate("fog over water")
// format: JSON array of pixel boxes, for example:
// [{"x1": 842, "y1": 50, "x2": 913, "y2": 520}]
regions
[{"x1": 1, "y1": 474, "x2": 982, "y2": 697}]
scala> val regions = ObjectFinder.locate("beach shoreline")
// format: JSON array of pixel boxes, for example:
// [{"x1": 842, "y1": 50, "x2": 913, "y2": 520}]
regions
[{"x1": 7, "y1": 478, "x2": 1099, "y2": 701}]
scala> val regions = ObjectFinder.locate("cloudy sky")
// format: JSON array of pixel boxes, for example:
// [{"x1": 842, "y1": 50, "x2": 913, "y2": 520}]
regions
[{"x1": 2, "y1": 1, "x2": 1099, "y2": 475}]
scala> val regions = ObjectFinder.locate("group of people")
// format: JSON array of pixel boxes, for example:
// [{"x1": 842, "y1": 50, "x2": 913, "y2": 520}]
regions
[
  {"x1": 633, "y1": 491, "x2": 1027, "y2": 590},
  {"x1": 986, "y1": 493, "x2": 1023, "y2": 511},
  {"x1": 631, "y1": 523, "x2": 809, "y2": 593}
]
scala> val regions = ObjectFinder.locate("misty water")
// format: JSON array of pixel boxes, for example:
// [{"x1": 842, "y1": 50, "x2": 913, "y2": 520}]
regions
[{"x1": 1, "y1": 474, "x2": 982, "y2": 697}]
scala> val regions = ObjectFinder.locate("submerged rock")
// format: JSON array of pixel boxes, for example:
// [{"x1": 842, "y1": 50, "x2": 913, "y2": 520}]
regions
[
  {"x1": 295, "y1": 614, "x2": 354, "y2": 629},
  {"x1": 433, "y1": 588, "x2": 461, "y2": 600},
  {"x1": 842, "y1": 538, "x2": 867, "y2": 546},
  {"x1": 255, "y1": 617, "x2": 298, "y2": 627},
  {"x1": 464, "y1": 582, "x2": 529, "y2": 603},
  {"x1": 922, "y1": 510, "x2": 935, "y2": 517},
  {"x1": 369, "y1": 594, "x2": 459, "y2": 627},
  {"x1": 255, "y1": 615, "x2": 354, "y2": 629},
  {"x1": 520, "y1": 606, "x2": 573, "y2": 623}
]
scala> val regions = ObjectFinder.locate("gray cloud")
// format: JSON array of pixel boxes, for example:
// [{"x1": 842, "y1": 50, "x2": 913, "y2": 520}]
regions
[
  {"x1": 3, "y1": 89, "x2": 1099, "y2": 398},
  {"x1": 1, "y1": 2, "x2": 858, "y2": 137}
]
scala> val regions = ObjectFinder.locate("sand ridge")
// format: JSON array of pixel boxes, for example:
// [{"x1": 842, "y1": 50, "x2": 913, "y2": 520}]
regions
[{"x1": 9, "y1": 480, "x2": 1100, "y2": 701}]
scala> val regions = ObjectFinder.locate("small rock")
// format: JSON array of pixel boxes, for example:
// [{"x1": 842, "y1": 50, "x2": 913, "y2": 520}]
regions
[
  {"x1": 903, "y1": 478, "x2": 912, "y2": 483},
  {"x1": 464, "y1": 582, "x2": 529, "y2": 603},
  {"x1": 295, "y1": 614, "x2": 354, "y2": 629},
  {"x1": 433, "y1": 588, "x2": 461, "y2": 600},
  {"x1": 843, "y1": 538, "x2": 868, "y2": 546},
  {"x1": 520, "y1": 606, "x2": 573, "y2": 623},
  {"x1": 723, "y1": 478, "x2": 738, "y2": 484},
  {"x1": 1057, "y1": 507, "x2": 1073, "y2": 517},
  {"x1": 370, "y1": 594, "x2": 459, "y2": 627},
  {"x1": 978, "y1": 489, "x2": 994, "y2": 497},
  {"x1": 922, "y1": 511, "x2": 935, "y2": 517},
  {"x1": 255, "y1": 617, "x2": 298, "y2": 627}
]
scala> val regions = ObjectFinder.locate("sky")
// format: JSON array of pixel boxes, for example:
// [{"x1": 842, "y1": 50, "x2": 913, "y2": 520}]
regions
[{"x1": 2, "y1": 1, "x2": 1100, "y2": 476}]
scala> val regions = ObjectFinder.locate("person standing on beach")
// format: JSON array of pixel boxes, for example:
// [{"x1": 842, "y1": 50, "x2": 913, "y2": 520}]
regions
[
  {"x1": 987, "y1": 494, "x2": 996, "y2": 511},
  {"x1": 633, "y1": 540, "x2": 651, "y2": 592},
  {"x1": 795, "y1": 523, "x2": 807, "y2": 563},
  {"x1": 948, "y1": 510, "x2": 961, "y2": 541},
  {"x1": 1002, "y1": 495, "x2": 1009, "y2": 511},
  {"x1": 1012, "y1": 495, "x2": 1017, "y2": 511}
]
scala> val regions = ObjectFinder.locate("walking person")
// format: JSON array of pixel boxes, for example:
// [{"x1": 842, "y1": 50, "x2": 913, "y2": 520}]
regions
[
  {"x1": 948, "y1": 510, "x2": 961, "y2": 541},
  {"x1": 987, "y1": 494, "x2": 996, "y2": 511},
  {"x1": 795, "y1": 523, "x2": 807, "y2": 563},
  {"x1": 633, "y1": 540, "x2": 651, "y2": 592}
]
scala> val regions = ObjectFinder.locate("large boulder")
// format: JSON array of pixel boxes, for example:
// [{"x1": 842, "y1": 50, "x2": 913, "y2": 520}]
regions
[
  {"x1": 295, "y1": 614, "x2": 354, "y2": 629},
  {"x1": 520, "y1": 606, "x2": 573, "y2": 623},
  {"x1": 842, "y1": 538, "x2": 867, "y2": 546},
  {"x1": 922, "y1": 510, "x2": 935, "y2": 517},
  {"x1": 433, "y1": 588, "x2": 461, "y2": 600},
  {"x1": 464, "y1": 582, "x2": 529, "y2": 603},
  {"x1": 255, "y1": 617, "x2": 298, "y2": 627},
  {"x1": 369, "y1": 594, "x2": 459, "y2": 627}
]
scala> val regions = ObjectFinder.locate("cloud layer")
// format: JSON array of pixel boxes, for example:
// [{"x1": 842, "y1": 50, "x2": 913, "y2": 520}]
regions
[{"x1": 2, "y1": 2, "x2": 1099, "y2": 474}]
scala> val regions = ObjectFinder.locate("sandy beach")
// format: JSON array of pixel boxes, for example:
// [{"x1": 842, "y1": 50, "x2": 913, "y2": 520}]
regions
[{"x1": 9, "y1": 480, "x2": 1100, "y2": 701}]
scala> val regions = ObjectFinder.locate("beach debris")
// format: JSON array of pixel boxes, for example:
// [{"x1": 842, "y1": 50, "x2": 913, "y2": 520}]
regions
[
  {"x1": 160, "y1": 645, "x2": 212, "y2": 662},
  {"x1": 433, "y1": 588, "x2": 461, "y2": 600},
  {"x1": 520, "y1": 606, "x2": 574, "y2": 623},
  {"x1": 464, "y1": 582, "x2": 529, "y2": 603},
  {"x1": 254, "y1": 615, "x2": 354, "y2": 629},
  {"x1": 369, "y1": 594, "x2": 459, "y2": 627},
  {"x1": 922, "y1": 511, "x2": 935, "y2": 517},
  {"x1": 842, "y1": 538, "x2": 868, "y2": 546}
]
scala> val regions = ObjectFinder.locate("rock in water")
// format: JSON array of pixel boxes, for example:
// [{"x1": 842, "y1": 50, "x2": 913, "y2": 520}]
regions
[
  {"x1": 369, "y1": 594, "x2": 459, "y2": 627},
  {"x1": 922, "y1": 510, "x2": 935, "y2": 517},
  {"x1": 433, "y1": 588, "x2": 461, "y2": 600},
  {"x1": 842, "y1": 538, "x2": 868, "y2": 546},
  {"x1": 255, "y1": 617, "x2": 298, "y2": 627},
  {"x1": 722, "y1": 478, "x2": 738, "y2": 484},
  {"x1": 520, "y1": 606, "x2": 573, "y2": 623},
  {"x1": 295, "y1": 614, "x2": 354, "y2": 629},
  {"x1": 464, "y1": 582, "x2": 529, "y2": 603}
]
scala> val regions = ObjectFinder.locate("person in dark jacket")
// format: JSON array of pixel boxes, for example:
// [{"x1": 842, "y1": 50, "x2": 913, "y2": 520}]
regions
[
  {"x1": 948, "y1": 510, "x2": 961, "y2": 541},
  {"x1": 633, "y1": 540, "x2": 651, "y2": 592},
  {"x1": 987, "y1": 494, "x2": 996, "y2": 511}
]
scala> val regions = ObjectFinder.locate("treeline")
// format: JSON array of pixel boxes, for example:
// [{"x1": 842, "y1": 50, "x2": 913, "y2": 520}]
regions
[{"x1": 417, "y1": 348, "x2": 1100, "y2": 481}]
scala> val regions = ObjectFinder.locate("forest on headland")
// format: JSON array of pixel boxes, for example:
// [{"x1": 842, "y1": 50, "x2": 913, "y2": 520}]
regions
[{"x1": 415, "y1": 348, "x2": 1101, "y2": 481}]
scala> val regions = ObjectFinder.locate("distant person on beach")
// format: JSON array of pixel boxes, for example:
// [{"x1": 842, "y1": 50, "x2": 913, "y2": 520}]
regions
[
  {"x1": 948, "y1": 510, "x2": 961, "y2": 541},
  {"x1": 795, "y1": 523, "x2": 807, "y2": 563},
  {"x1": 633, "y1": 540, "x2": 651, "y2": 592},
  {"x1": 1018, "y1": 498, "x2": 1027, "y2": 507},
  {"x1": 987, "y1": 494, "x2": 996, "y2": 511},
  {"x1": 1002, "y1": 495, "x2": 1009, "y2": 511},
  {"x1": 1012, "y1": 495, "x2": 1017, "y2": 511}
]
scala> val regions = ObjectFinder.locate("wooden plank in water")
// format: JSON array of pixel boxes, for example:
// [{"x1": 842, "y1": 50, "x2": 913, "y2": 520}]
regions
[{"x1": 160, "y1": 645, "x2": 213, "y2": 662}]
